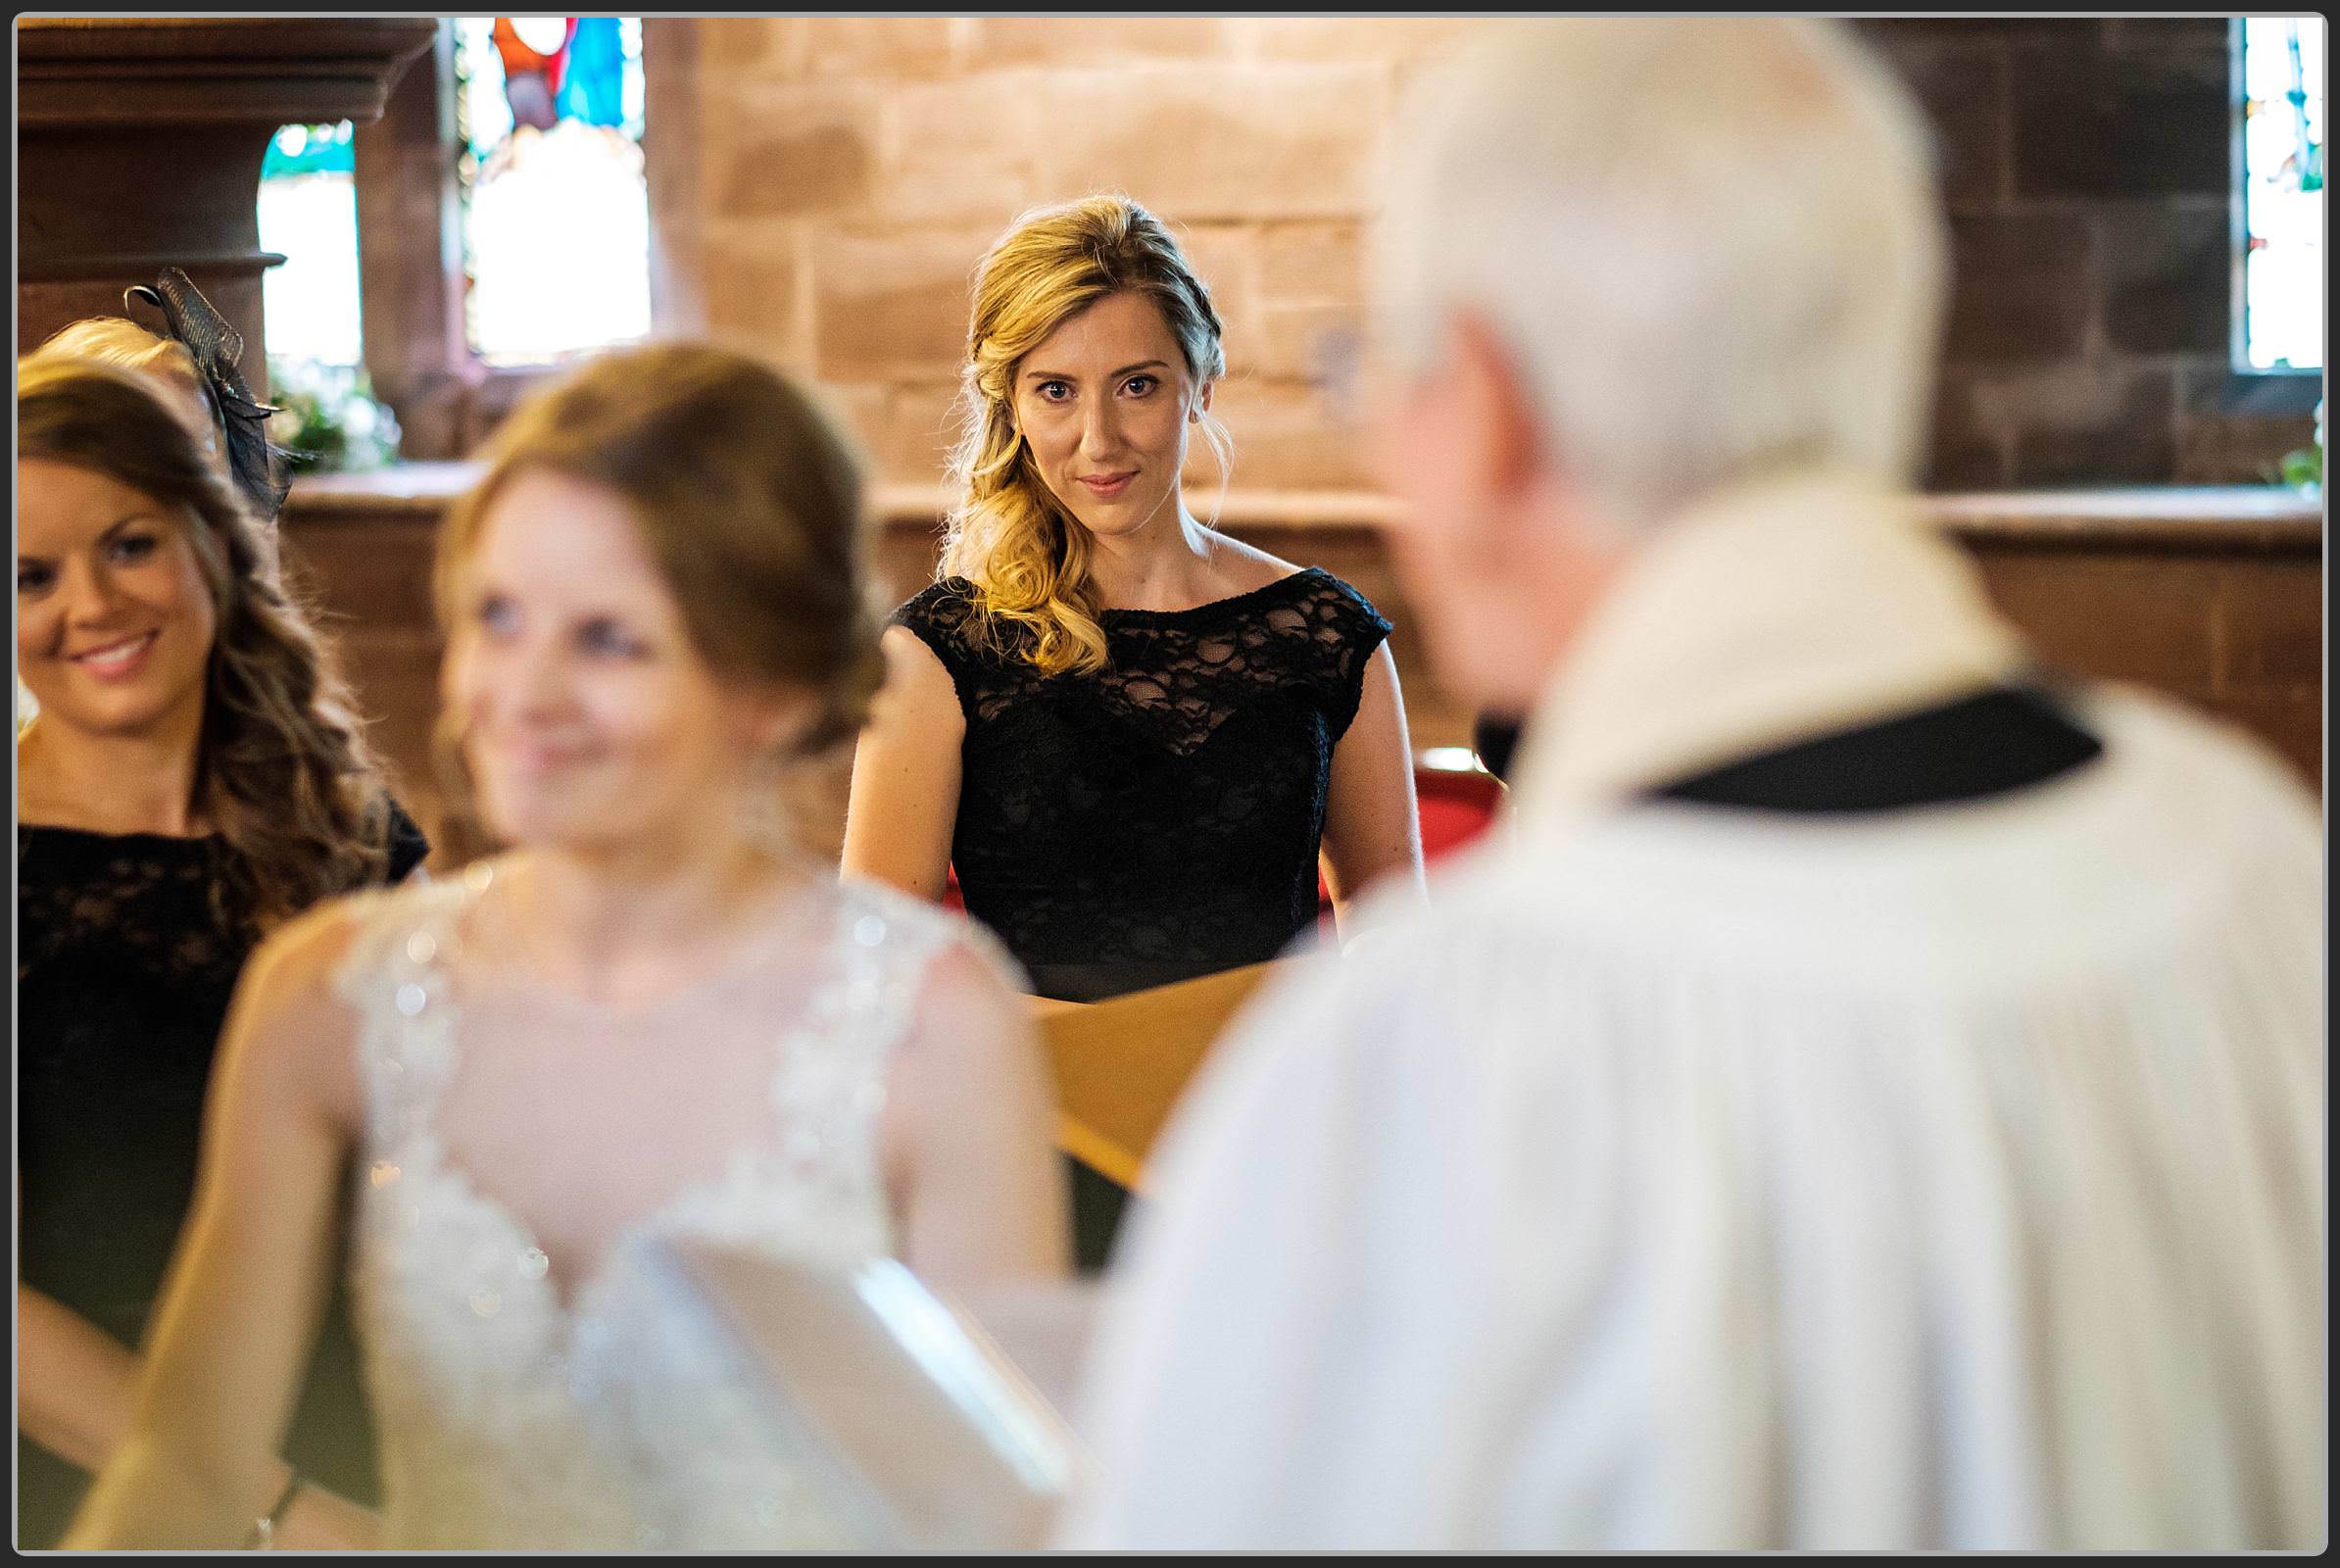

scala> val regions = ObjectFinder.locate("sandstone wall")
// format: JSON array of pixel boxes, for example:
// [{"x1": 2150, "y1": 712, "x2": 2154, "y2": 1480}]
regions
[{"x1": 662, "y1": 17, "x2": 2315, "y2": 495}]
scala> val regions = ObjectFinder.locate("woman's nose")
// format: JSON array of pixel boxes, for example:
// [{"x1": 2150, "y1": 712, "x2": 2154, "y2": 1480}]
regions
[
  {"x1": 1079, "y1": 397, "x2": 1122, "y2": 457},
  {"x1": 504, "y1": 637, "x2": 574, "y2": 717},
  {"x1": 60, "y1": 561, "x2": 129, "y2": 628}
]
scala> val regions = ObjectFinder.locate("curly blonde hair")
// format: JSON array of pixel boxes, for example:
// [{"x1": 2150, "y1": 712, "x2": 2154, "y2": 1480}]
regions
[
  {"x1": 942, "y1": 194, "x2": 1234, "y2": 676},
  {"x1": 17, "y1": 358, "x2": 401, "y2": 925}
]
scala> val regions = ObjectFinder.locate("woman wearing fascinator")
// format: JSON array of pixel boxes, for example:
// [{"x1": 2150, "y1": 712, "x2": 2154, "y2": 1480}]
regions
[
  {"x1": 15, "y1": 348, "x2": 427, "y2": 1547},
  {"x1": 30, "y1": 268, "x2": 298, "y2": 544}
]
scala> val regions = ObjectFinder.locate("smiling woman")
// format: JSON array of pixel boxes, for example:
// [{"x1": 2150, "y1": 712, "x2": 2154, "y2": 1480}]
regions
[
  {"x1": 841, "y1": 194, "x2": 1428, "y2": 1273},
  {"x1": 15, "y1": 359, "x2": 427, "y2": 1549}
]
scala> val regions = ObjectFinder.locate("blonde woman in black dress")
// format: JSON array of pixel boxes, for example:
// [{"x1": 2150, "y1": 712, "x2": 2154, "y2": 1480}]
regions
[{"x1": 844, "y1": 195, "x2": 1427, "y2": 1268}]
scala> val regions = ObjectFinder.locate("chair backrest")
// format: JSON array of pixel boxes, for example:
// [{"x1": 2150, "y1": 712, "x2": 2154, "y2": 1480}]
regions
[{"x1": 1034, "y1": 958, "x2": 1290, "y2": 1191}]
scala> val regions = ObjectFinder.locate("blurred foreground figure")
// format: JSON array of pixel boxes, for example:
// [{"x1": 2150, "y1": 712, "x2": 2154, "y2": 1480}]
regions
[
  {"x1": 1062, "y1": 19, "x2": 2323, "y2": 1550},
  {"x1": 67, "y1": 345, "x2": 1066, "y2": 1550}
]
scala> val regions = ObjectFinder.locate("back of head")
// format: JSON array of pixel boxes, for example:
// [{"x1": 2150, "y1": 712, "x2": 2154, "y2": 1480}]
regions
[
  {"x1": 1376, "y1": 19, "x2": 1946, "y2": 535},
  {"x1": 439, "y1": 342, "x2": 881, "y2": 751},
  {"x1": 944, "y1": 193, "x2": 1232, "y2": 675},
  {"x1": 29, "y1": 316, "x2": 203, "y2": 390}
]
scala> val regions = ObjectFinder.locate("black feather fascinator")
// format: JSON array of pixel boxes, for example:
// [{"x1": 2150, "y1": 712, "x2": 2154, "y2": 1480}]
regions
[{"x1": 123, "y1": 268, "x2": 296, "y2": 522}]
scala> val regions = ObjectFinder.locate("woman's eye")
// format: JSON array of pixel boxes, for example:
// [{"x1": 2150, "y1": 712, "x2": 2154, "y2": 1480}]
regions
[
  {"x1": 1036, "y1": 380, "x2": 1073, "y2": 403},
  {"x1": 107, "y1": 533, "x2": 158, "y2": 564},
  {"x1": 579, "y1": 618, "x2": 644, "y2": 659},
  {"x1": 1123, "y1": 374, "x2": 1158, "y2": 397},
  {"x1": 17, "y1": 563, "x2": 55, "y2": 597},
  {"x1": 476, "y1": 594, "x2": 519, "y2": 635}
]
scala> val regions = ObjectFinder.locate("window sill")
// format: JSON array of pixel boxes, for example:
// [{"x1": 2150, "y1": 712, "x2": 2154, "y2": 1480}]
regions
[
  {"x1": 2207, "y1": 368, "x2": 2324, "y2": 416},
  {"x1": 286, "y1": 468, "x2": 2321, "y2": 555}
]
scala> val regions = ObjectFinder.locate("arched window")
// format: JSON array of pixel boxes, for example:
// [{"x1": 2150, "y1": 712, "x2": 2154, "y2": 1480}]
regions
[
  {"x1": 258, "y1": 17, "x2": 681, "y2": 461},
  {"x1": 451, "y1": 17, "x2": 652, "y2": 365},
  {"x1": 258, "y1": 120, "x2": 364, "y2": 369}
]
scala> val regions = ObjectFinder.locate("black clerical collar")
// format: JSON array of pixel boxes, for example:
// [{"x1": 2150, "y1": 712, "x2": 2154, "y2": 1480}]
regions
[{"x1": 1643, "y1": 679, "x2": 2104, "y2": 815}]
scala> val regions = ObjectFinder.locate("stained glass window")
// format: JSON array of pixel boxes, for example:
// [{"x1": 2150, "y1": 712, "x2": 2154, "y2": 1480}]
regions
[
  {"x1": 258, "y1": 120, "x2": 364, "y2": 368},
  {"x1": 2240, "y1": 17, "x2": 2324, "y2": 371},
  {"x1": 453, "y1": 17, "x2": 653, "y2": 367}
]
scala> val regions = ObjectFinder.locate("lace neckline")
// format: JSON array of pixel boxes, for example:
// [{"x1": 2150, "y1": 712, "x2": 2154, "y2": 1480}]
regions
[
  {"x1": 361, "y1": 876, "x2": 895, "y2": 1324},
  {"x1": 1093, "y1": 566, "x2": 1328, "y2": 629}
]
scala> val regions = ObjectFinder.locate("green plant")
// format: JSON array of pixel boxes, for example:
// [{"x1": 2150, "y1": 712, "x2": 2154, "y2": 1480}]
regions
[
  {"x1": 265, "y1": 357, "x2": 402, "y2": 473},
  {"x1": 2274, "y1": 397, "x2": 2323, "y2": 495}
]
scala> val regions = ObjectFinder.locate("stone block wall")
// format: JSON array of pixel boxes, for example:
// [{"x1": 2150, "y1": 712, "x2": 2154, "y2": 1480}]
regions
[
  {"x1": 682, "y1": 16, "x2": 1473, "y2": 496},
  {"x1": 1857, "y1": 17, "x2": 2319, "y2": 486},
  {"x1": 668, "y1": 16, "x2": 2316, "y2": 494}
]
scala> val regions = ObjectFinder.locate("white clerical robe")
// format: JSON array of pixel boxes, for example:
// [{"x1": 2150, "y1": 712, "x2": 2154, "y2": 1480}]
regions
[{"x1": 1056, "y1": 470, "x2": 2325, "y2": 1551}]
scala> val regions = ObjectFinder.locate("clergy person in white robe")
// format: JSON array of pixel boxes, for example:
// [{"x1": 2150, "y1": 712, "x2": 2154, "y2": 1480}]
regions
[{"x1": 1057, "y1": 19, "x2": 2324, "y2": 1552}]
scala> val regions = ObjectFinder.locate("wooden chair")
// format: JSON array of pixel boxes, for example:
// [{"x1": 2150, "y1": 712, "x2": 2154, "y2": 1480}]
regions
[{"x1": 1029, "y1": 959, "x2": 1294, "y2": 1192}]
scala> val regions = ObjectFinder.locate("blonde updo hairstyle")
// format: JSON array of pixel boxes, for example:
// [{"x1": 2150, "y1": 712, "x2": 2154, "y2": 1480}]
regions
[
  {"x1": 27, "y1": 318, "x2": 215, "y2": 450},
  {"x1": 431, "y1": 343, "x2": 883, "y2": 850},
  {"x1": 942, "y1": 193, "x2": 1234, "y2": 677}
]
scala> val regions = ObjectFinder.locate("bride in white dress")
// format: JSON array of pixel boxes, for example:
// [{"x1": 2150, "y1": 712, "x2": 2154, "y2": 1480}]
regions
[{"x1": 67, "y1": 345, "x2": 1069, "y2": 1550}]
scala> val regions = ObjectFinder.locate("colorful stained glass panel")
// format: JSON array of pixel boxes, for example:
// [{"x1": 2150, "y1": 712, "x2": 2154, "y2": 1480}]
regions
[
  {"x1": 453, "y1": 16, "x2": 653, "y2": 367},
  {"x1": 2241, "y1": 17, "x2": 2325, "y2": 371}
]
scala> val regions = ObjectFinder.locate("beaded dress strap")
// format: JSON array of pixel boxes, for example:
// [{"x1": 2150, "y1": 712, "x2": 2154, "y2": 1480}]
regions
[{"x1": 332, "y1": 870, "x2": 484, "y2": 1152}]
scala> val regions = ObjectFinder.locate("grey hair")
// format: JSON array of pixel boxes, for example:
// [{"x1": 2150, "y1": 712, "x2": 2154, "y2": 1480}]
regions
[{"x1": 1374, "y1": 18, "x2": 1947, "y2": 536}]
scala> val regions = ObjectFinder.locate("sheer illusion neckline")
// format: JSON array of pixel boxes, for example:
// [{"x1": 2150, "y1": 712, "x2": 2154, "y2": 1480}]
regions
[
  {"x1": 396, "y1": 878, "x2": 862, "y2": 1321},
  {"x1": 462, "y1": 864, "x2": 830, "y2": 1021},
  {"x1": 1095, "y1": 565, "x2": 1328, "y2": 629}
]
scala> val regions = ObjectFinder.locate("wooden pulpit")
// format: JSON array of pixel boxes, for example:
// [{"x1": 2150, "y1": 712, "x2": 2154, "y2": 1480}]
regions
[{"x1": 1032, "y1": 958, "x2": 1297, "y2": 1192}]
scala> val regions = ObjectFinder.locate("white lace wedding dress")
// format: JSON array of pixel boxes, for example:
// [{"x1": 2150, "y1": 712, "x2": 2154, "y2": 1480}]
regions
[{"x1": 333, "y1": 865, "x2": 967, "y2": 1549}]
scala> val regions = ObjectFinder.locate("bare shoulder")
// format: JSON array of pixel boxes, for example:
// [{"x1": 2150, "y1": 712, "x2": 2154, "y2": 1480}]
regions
[
  {"x1": 876, "y1": 623, "x2": 961, "y2": 708},
  {"x1": 842, "y1": 881, "x2": 1026, "y2": 1042},
  {"x1": 226, "y1": 889, "x2": 405, "y2": 1130},
  {"x1": 911, "y1": 935, "x2": 1026, "y2": 1033},
  {"x1": 243, "y1": 896, "x2": 374, "y2": 1025},
  {"x1": 1199, "y1": 528, "x2": 1305, "y2": 593}
]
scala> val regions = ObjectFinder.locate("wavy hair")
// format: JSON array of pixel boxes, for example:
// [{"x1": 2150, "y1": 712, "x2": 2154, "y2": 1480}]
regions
[
  {"x1": 16, "y1": 358, "x2": 400, "y2": 925},
  {"x1": 942, "y1": 193, "x2": 1234, "y2": 676},
  {"x1": 430, "y1": 343, "x2": 884, "y2": 854}
]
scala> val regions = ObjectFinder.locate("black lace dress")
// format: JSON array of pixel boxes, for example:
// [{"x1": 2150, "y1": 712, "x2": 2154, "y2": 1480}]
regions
[
  {"x1": 893, "y1": 568, "x2": 1391, "y2": 1267},
  {"x1": 15, "y1": 813, "x2": 428, "y2": 1549}
]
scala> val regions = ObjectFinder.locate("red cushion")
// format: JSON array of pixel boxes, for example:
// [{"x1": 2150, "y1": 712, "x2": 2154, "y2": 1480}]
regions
[{"x1": 1315, "y1": 763, "x2": 1501, "y2": 911}]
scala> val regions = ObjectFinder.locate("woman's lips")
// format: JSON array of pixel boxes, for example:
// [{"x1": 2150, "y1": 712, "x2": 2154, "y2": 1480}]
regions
[
  {"x1": 69, "y1": 630, "x2": 158, "y2": 681},
  {"x1": 1079, "y1": 471, "x2": 1136, "y2": 499},
  {"x1": 488, "y1": 737, "x2": 597, "y2": 775}
]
